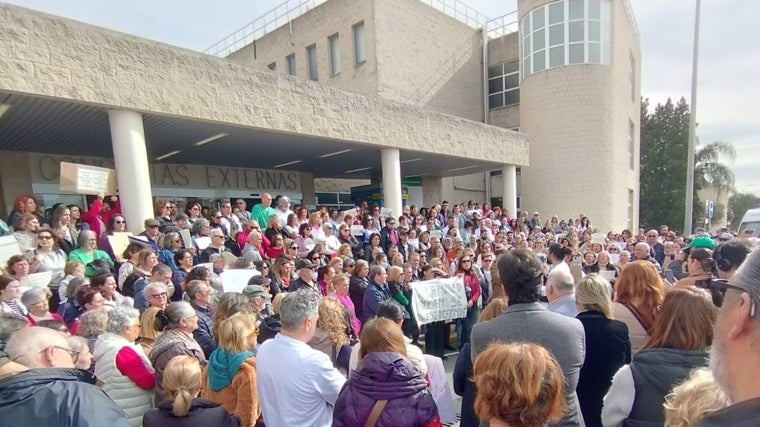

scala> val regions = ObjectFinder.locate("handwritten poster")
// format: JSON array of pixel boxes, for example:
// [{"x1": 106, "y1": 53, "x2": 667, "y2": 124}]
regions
[
  {"x1": 59, "y1": 162, "x2": 117, "y2": 194},
  {"x1": 107, "y1": 232, "x2": 133, "y2": 261},
  {"x1": 410, "y1": 277, "x2": 467, "y2": 325},
  {"x1": 220, "y1": 269, "x2": 257, "y2": 293}
]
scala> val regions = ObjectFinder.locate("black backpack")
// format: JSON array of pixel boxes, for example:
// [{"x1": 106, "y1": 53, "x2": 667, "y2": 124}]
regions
[{"x1": 121, "y1": 271, "x2": 146, "y2": 298}]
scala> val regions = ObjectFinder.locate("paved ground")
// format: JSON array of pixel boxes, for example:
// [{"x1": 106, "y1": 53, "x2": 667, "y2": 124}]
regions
[{"x1": 441, "y1": 348, "x2": 463, "y2": 427}]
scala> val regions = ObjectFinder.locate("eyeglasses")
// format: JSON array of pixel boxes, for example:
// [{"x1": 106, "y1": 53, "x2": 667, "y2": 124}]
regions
[
  {"x1": 647, "y1": 234, "x2": 657, "y2": 238},
  {"x1": 114, "y1": 220, "x2": 126, "y2": 224},
  {"x1": 249, "y1": 226, "x2": 260, "y2": 230},
  {"x1": 38, "y1": 235, "x2": 53, "y2": 240},
  {"x1": 461, "y1": 259, "x2": 471, "y2": 263},
  {"x1": 289, "y1": 246, "x2": 297, "y2": 250},
  {"x1": 150, "y1": 292, "x2": 168, "y2": 299},
  {"x1": 483, "y1": 258, "x2": 493, "y2": 263},
  {"x1": 48, "y1": 346, "x2": 80, "y2": 363}
]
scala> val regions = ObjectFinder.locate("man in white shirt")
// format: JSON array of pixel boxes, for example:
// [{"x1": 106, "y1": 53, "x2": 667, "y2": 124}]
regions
[{"x1": 256, "y1": 289, "x2": 346, "y2": 427}]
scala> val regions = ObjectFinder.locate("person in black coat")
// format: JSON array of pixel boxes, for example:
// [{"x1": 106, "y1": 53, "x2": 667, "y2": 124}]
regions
[
  {"x1": 143, "y1": 355, "x2": 241, "y2": 427},
  {"x1": 574, "y1": 275, "x2": 631, "y2": 427}
]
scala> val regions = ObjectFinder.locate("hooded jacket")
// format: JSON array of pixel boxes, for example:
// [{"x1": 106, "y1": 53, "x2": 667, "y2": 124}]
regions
[
  {"x1": 149, "y1": 328, "x2": 206, "y2": 404},
  {"x1": 333, "y1": 352, "x2": 439, "y2": 427},
  {"x1": 0, "y1": 368, "x2": 130, "y2": 427},
  {"x1": 202, "y1": 354, "x2": 261, "y2": 427}
]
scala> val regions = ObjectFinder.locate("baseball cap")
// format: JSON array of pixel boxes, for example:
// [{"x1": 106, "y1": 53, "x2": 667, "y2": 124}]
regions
[
  {"x1": 247, "y1": 275, "x2": 271, "y2": 287},
  {"x1": 683, "y1": 235, "x2": 716, "y2": 251},
  {"x1": 295, "y1": 259, "x2": 314, "y2": 270},
  {"x1": 242, "y1": 284, "x2": 271, "y2": 300}
]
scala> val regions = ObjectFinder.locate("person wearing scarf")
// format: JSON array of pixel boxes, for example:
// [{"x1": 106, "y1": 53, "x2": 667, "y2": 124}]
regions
[{"x1": 202, "y1": 312, "x2": 261, "y2": 427}]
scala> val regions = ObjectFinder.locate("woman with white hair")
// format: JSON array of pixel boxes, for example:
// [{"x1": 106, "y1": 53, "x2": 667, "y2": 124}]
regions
[
  {"x1": 93, "y1": 306, "x2": 156, "y2": 427},
  {"x1": 138, "y1": 282, "x2": 170, "y2": 354},
  {"x1": 21, "y1": 287, "x2": 62, "y2": 325}
]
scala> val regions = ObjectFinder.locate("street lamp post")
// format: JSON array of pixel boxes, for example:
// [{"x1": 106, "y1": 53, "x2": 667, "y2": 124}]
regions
[{"x1": 684, "y1": 0, "x2": 701, "y2": 234}]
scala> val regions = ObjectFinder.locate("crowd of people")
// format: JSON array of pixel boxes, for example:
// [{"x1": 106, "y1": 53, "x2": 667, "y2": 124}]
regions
[{"x1": 1, "y1": 190, "x2": 759, "y2": 427}]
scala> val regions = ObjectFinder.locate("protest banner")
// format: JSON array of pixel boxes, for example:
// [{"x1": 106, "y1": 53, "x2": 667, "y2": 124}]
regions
[
  {"x1": 220, "y1": 269, "x2": 257, "y2": 293},
  {"x1": 59, "y1": 162, "x2": 117, "y2": 194},
  {"x1": 410, "y1": 277, "x2": 467, "y2": 325},
  {"x1": 195, "y1": 237, "x2": 212, "y2": 250},
  {"x1": 107, "y1": 232, "x2": 133, "y2": 261},
  {"x1": 179, "y1": 229, "x2": 193, "y2": 249},
  {"x1": 350, "y1": 225, "x2": 364, "y2": 236}
]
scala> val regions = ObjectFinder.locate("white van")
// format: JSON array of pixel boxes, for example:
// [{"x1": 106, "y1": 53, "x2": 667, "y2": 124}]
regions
[{"x1": 738, "y1": 208, "x2": 760, "y2": 236}]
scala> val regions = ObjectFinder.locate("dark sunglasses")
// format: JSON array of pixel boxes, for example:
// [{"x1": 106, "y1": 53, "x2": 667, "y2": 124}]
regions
[{"x1": 697, "y1": 278, "x2": 755, "y2": 312}]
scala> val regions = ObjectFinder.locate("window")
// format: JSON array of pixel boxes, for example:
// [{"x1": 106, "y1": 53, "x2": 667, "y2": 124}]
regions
[
  {"x1": 488, "y1": 60, "x2": 520, "y2": 109},
  {"x1": 306, "y1": 44, "x2": 318, "y2": 81},
  {"x1": 286, "y1": 54, "x2": 296, "y2": 76},
  {"x1": 328, "y1": 34, "x2": 341, "y2": 76},
  {"x1": 521, "y1": 0, "x2": 611, "y2": 78},
  {"x1": 267, "y1": 62, "x2": 276, "y2": 71},
  {"x1": 628, "y1": 119, "x2": 635, "y2": 170},
  {"x1": 353, "y1": 22, "x2": 366, "y2": 66},
  {"x1": 627, "y1": 189, "x2": 634, "y2": 232},
  {"x1": 629, "y1": 51, "x2": 636, "y2": 101}
]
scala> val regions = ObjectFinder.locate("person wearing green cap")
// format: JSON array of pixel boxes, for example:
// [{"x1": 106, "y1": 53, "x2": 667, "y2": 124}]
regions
[{"x1": 670, "y1": 235, "x2": 717, "y2": 280}]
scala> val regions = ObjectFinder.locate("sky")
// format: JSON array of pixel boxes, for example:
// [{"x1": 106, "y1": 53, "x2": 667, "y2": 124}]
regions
[{"x1": 4, "y1": 0, "x2": 758, "y2": 196}]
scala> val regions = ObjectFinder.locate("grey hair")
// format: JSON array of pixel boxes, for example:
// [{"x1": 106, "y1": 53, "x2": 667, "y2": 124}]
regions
[
  {"x1": 547, "y1": 269, "x2": 575, "y2": 292},
  {"x1": 66, "y1": 277, "x2": 89, "y2": 300},
  {"x1": 190, "y1": 219, "x2": 210, "y2": 235},
  {"x1": 77, "y1": 230, "x2": 97, "y2": 248},
  {"x1": 162, "y1": 232, "x2": 180, "y2": 248},
  {"x1": 186, "y1": 280, "x2": 208, "y2": 300},
  {"x1": 733, "y1": 249, "x2": 760, "y2": 306},
  {"x1": 164, "y1": 301, "x2": 196, "y2": 329},
  {"x1": 143, "y1": 282, "x2": 168, "y2": 299},
  {"x1": 68, "y1": 335, "x2": 89, "y2": 353},
  {"x1": 0, "y1": 312, "x2": 28, "y2": 347},
  {"x1": 77, "y1": 308, "x2": 108, "y2": 338},
  {"x1": 279, "y1": 289, "x2": 321, "y2": 331},
  {"x1": 209, "y1": 228, "x2": 224, "y2": 238},
  {"x1": 20, "y1": 287, "x2": 48, "y2": 308},
  {"x1": 635, "y1": 242, "x2": 651, "y2": 252},
  {"x1": 105, "y1": 306, "x2": 140, "y2": 334}
]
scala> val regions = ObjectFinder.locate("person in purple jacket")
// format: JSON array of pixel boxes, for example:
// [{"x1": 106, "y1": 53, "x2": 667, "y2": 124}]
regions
[{"x1": 333, "y1": 317, "x2": 441, "y2": 427}]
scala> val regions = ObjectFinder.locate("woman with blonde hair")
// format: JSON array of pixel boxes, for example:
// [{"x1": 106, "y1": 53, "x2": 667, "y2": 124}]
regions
[
  {"x1": 144, "y1": 355, "x2": 242, "y2": 427},
  {"x1": 472, "y1": 342, "x2": 566, "y2": 427},
  {"x1": 332, "y1": 273, "x2": 361, "y2": 336},
  {"x1": 202, "y1": 312, "x2": 261, "y2": 427},
  {"x1": 603, "y1": 287, "x2": 715, "y2": 426},
  {"x1": 612, "y1": 260, "x2": 666, "y2": 354},
  {"x1": 574, "y1": 275, "x2": 631, "y2": 427},
  {"x1": 333, "y1": 317, "x2": 440, "y2": 427},
  {"x1": 454, "y1": 297, "x2": 508, "y2": 427},
  {"x1": 308, "y1": 296, "x2": 352, "y2": 373},
  {"x1": 663, "y1": 368, "x2": 729, "y2": 427}
]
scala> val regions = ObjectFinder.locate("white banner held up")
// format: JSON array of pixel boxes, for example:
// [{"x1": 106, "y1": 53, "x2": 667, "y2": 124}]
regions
[{"x1": 410, "y1": 277, "x2": 467, "y2": 325}]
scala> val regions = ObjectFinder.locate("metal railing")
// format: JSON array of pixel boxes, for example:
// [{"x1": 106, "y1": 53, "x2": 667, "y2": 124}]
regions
[
  {"x1": 204, "y1": 0, "x2": 328, "y2": 57},
  {"x1": 486, "y1": 11, "x2": 518, "y2": 39},
  {"x1": 205, "y1": 0, "x2": 501, "y2": 57},
  {"x1": 623, "y1": 0, "x2": 640, "y2": 45},
  {"x1": 419, "y1": 0, "x2": 490, "y2": 29}
]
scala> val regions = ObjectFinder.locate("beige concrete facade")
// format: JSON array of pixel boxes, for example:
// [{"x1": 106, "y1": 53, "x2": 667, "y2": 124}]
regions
[
  {"x1": 516, "y1": 0, "x2": 641, "y2": 232},
  {"x1": 0, "y1": 2, "x2": 528, "y2": 216},
  {"x1": 487, "y1": 32, "x2": 521, "y2": 130}
]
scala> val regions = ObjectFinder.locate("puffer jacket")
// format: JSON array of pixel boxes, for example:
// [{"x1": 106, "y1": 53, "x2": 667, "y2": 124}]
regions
[
  {"x1": 333, "y1": 352, "x2": 440, "y2": 427},
  {"x1": 93, "y1": 333, "x2": 155, "y2": 427},
  {"x1": 0, "y1": 368, "x2": 129, "y2": 427}
]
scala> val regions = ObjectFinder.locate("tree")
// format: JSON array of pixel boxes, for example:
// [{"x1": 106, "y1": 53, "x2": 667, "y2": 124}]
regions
[
  {"x1": 639, "y1": 97, "x2": 690, "y2": 232},
  {"x1": 639, "y1": 98, "x2": 736, "y2": 233},
  {"x1": 728, "y1": 191, "x2": 760, "y2": 227}
]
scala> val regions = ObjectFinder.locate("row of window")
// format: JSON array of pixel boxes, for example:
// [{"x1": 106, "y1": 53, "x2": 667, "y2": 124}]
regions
[
  {"x1": 488, "y1": 60, "x2": 520, "y2": 109},
  {"x1": 521, "y1": 0, "x2": 611, "y2": 77},
  {"x1": 268, "y1": 22, "x2": 366, "y2": 81}
]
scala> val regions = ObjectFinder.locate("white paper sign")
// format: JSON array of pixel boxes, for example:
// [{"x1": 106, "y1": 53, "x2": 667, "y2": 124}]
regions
[
  {"x1": 25, "y1": 271, "x2": 53, "y2": 289},
  {"x1": 350, "y1": 225, "x2": 364, "y2": 236},
  {"x1": 408, "y1": 238, "x2": 419, "y2": 249},
  {"x1": 599, "y1": 270, "x2": 616, "y2": 282},
  {"x1": 195, "y1": 237, "x2": 212, "y2": 250},
  {"x1": 179, "y1": 229, "x2": 193, "y2": 249},
  {"x1": 107, "y1": 232, "x2": 133, "y2": 261},
  {"x1": 220, "y1": 269, "x2": 257, "y2": 293},
  {"x1": 591, "y1": 233, "x2": 607, "y2": 244},
  {"x1": 380, "y1": 208, "x2": 393, "y2": 218},
  {"x1": 410, "y1": 277, "x2": 467, "y2": 325},
  {"x1": 429, "y1": 230, "x2": 443, "y2": 240},
  {"x1": 0, "y1": 235, "x2": 22, "y2": 269},
  {"x1": 77, "y1": 168, "x2": 110, "y2": 194},
  {"x1": 609, "y1": 253, "x2": 620, "y2": 264}
]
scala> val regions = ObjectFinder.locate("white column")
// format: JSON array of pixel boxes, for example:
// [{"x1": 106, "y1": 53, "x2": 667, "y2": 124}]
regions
[
  {"x1": 502, "y1": 164, "x2": 517, "y2": 217},
  {"x1": 381, "y1": 148, "x2": 402, "y2": 218},
  {"x1": 108, "y1": 110, "x2": 154, "y2": 234}
]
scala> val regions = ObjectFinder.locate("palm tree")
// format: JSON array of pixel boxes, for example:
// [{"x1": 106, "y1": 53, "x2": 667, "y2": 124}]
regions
[{"x1": 693, "y1": 140, "x2": 736, "y2": 227}]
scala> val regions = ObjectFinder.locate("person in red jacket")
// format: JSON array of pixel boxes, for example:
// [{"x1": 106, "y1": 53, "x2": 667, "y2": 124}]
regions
[
  {"x1": 456, "y1": 253, "x2": 481, "y2": 350},
  {"x1": 80, "y1": 193, "x2": 121, "y2": 239}
]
